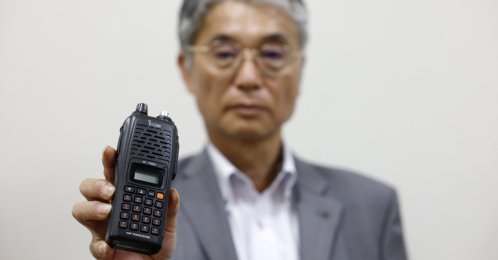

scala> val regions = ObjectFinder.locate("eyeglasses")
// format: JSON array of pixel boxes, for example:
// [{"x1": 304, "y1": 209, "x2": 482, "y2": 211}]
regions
[{"x1": 187, "y1": 41, "x2": 300, "y2": 77}]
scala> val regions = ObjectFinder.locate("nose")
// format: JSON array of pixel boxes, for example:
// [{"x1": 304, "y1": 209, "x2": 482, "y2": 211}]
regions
[{"x1": 233, "y1": 49, "x2": 263, "y2": 90}]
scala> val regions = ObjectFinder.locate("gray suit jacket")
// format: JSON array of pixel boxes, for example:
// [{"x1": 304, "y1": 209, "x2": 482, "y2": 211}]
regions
[{"x1": 172, "y1": 150, "x2": 407, "y2": 260}]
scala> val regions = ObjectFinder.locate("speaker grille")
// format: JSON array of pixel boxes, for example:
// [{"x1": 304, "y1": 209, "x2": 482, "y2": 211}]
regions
[{"x1": 130, "y1": 123, "x2": 173, "y2": 165}]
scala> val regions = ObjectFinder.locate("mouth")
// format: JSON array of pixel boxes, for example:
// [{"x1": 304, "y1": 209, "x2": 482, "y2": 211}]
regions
[{"x1": 226, "y1": 104, "x2": 267, "y2": 118}]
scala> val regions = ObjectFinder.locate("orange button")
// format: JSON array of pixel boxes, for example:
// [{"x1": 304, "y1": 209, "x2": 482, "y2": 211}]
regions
[{"x1": 156, "y1": 192, "x2": 164, "y2": 200}]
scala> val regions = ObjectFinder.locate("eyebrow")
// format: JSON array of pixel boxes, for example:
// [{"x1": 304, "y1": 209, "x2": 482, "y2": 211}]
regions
[
  {"x1": 208, "y1": 33, "x2": 291, "y2": 45},
  {"x1": 263, "y1": 33, "x2": 290, "y2": 44},
  {"x1": 209, "y1": 34, "x2": 234, "y2": 43}
]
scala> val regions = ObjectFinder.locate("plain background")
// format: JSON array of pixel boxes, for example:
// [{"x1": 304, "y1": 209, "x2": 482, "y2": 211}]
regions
[{"x1": 0, "y1": 0, "x2": 497, "y2": 259}]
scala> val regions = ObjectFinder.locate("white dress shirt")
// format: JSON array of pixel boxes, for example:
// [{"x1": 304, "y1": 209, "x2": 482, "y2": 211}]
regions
[{"x1": 207, "y1": 143, "x2": 300, "y2": 260}]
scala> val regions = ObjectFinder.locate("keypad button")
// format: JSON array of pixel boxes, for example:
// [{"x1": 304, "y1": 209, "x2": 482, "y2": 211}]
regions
[
  {"x1": 132, "y1": 205, "x2": 142, "y2": 213},
  {"x1": 131, "y1": 214, "x2": 140, "y2": 222},
  {"x1": 123, "y1": 194, "x2": 132, "y2": 202},
  {"x1": 140, "y1": 225, "x2": 150, "y2": 233},
  {"x1": 143, "y1": 207, "x2": 152, "y2": 215},
  {"x1": 156, "y1": 192, "x2": 164, "y2": 200},
  {"x1": 120, "y1": 212, "x2": 130, "y2": 220},
  {"x1": 148, "y1": 190, "x2": 155, "y2": 197},
  {"x1": 125, "y1": 186, "x2": 136, "y2": 193},
  {"x1": 155, "y1": 201, "x2": 163, "y2": 209},
  {"x1": 119, "y1": 221, "x2": 128, "y2": 229},
  {"x1": 137, "y1": 189, "x2": 147, "y2": 195},
  {"x1": 145, "y1": 198, "x2": 153, "y2": 206},
  {"x1": 142, "y1": 216, "x2": 151, "y2": 224},
  {"x1": 134, "y1": 196, "x2": 143, "y2": 204},
  {"x1": 153, "y1": 209, "x2": 162, "y2": 217},
  {"x1": 121, "y1": 203, "x2": 131, "y2": 211},
  {"x1": 152, "y1": 218, "x2": 161, "y2": 226},
  {"x1": 151, "y1": 227, "x2": 160, "y2": 235},
  {"x1": 130, "y1": 223, "x2": 139, "y2": 231}
]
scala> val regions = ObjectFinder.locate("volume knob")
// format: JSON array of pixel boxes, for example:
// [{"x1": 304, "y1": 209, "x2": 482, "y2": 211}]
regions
[
  {"x1": 136, "y1": 103, "x2": 148, "y2": 115},
  {"x1": 157, "y1": 110, "x2": 170, "y2": 120}
]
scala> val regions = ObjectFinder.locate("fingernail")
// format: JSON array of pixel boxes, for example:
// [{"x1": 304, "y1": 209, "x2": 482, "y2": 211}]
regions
[
  {"x1": 98, "y1": 243, "x2": 107, "y2": 256},
  {"x1": 98, "y1": 204, "x2": 112, "y2": 215},
  {"x1": 102, "y1": 184, "x2": 115, "y2": 198}
]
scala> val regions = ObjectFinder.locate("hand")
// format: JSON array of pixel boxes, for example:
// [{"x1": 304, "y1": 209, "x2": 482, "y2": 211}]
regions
[{"x1": 72, "y1": 146, "x2": 180, "y2": 260}]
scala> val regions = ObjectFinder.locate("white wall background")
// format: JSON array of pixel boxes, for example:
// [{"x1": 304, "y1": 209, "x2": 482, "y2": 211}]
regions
[{"x1": 0, "y1": 0, "x2": 497, "y2": 259}]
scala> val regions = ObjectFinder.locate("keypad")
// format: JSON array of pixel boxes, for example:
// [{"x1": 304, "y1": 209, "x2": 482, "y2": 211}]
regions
[
  {"x1": 140, "y1": 225, "x2": 150, "y2": 233},
  {"x1": 119, "y1": 221, "x2": 128, "y2": 228},
  {"x1": 125, "y1": 186, "x2": 136, "y2": 193},
  {"x1": 119, "y1": 186, "x2": 166, "y2": 236},
  {"x1": 134, "y1": 196, "x2": 143, "y2": 204},
  {"x1": 123, "y1": 194, "x2": 132, "y2": 202},
  {"x1": 122, "y1": 203, "x2": 131, "y2": 211},
  {"x1": 120, "y1": 212, "x2": 130, "y2": 220},
  {"x1": 130, "y1": 223, "x2": 139, "y2": 230},
  {"x1": 132, "y1": 205, "x2": 142, "y2": 213}
]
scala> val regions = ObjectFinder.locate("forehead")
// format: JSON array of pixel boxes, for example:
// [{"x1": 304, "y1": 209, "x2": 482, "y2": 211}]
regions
[{"x1": 195, "y1": 1, "x2": 300, "y2": 46}]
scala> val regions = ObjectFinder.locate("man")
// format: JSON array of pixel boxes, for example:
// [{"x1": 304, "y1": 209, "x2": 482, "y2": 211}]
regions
[{"x1": 72, "y1": 0, "x2": 408, "y2": 259}]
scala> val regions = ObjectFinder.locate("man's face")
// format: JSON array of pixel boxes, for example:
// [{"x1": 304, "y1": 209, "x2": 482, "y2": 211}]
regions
[{"x1": 179, "y1": 1, "x2": 304, "y2": 142}]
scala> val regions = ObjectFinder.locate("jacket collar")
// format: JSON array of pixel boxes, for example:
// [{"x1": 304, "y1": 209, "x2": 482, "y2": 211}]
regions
[
  {"x1": 294, "y1": 157, "x2": 345, "y2": 260},
  {"x1": 179, "y1": 150, "x2": 345, "y2": 260}
]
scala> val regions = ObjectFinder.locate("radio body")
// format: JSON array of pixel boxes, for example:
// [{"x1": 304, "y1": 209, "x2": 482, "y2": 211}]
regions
[{"x1": 105, "y1": 103, "x2": 179, "y2": 255}]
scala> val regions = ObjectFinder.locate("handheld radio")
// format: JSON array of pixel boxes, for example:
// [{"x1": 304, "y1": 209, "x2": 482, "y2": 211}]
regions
[{"x1": 105, "y1": 103, "x2": 179, "y2": 255}]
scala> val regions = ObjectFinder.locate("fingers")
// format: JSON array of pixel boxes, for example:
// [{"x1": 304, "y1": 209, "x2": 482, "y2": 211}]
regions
[
  {"x1": 72, "y1": 200, "x2": 112, "y2": 225},
  {"x1": 90, "y1": 240, "x2": 115, "y2": 260},
  {"x1": 165, "y1": 188, "x2": 180, "y2": 234},
  {"x1": 79, "y1": 178, "x2": 115, "y2": 201},
  {"x1": 157, "y1": 188, "x2": 179, "y2": 259},
  {"x1": 102, "y1": 146, "x2": 117, "y2": 184},
  {"x1": 73, "y1": 146, "x2": 117, "y2": 260},
  {"x1": 72, "y1": 199, "x2": 113, "y2": 258}
]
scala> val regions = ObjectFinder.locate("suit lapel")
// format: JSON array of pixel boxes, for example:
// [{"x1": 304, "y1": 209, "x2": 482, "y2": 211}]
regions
[
  {"x1": 177, "y1": 150, "x2": 238, "y2": 260},
  {"x1": 295, "y1": 158, "x2": 345, "y2": 260}
]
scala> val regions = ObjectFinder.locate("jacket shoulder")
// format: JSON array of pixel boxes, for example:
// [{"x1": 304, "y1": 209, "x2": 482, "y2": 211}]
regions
[
  {"x1": 297, "y1": 158, "x2": 398, "y2": 206},
  {"x1": 178, "y1": 154, "x2": 196, "y2": 170}
]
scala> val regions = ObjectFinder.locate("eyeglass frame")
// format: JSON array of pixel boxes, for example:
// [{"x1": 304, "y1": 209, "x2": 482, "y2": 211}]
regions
[{"x1": 185, "y1": 41, "x2": 302, "y2": 77}]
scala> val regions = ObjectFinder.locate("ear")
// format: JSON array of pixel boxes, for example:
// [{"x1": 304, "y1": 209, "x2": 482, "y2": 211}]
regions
[{"x1": 178, "y1": 53, "x2": 195, "y2": 94}]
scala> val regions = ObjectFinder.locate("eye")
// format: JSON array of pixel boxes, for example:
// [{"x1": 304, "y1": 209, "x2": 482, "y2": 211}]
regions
[
  {"x1": 260, "y1": 46, "x2": 286, "y2": 61},
  {"x1": 214, "y1": 50, "x2": 237, "y2": 60},
  {"x1": 211, "y1": 44, "x2": 239, "y2": 61}
]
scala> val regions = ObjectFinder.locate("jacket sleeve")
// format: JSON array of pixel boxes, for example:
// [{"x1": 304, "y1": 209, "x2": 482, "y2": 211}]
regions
[{"x1": 380, "y1": 189, "x2": 409, "y2": 260}]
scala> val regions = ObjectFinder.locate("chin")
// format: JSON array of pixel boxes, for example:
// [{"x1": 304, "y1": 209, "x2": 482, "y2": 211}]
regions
[
  {"x1": 224, "y1": 125, "x2": 277, "y2": 142},
  {"x1": 210, "y1": 115, "x2": 279, "y2": 142}
]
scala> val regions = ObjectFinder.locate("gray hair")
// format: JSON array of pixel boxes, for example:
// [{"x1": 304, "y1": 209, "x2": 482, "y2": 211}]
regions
[{"x1": 178, "y1": 0, "x2": 308, "y2": 52}]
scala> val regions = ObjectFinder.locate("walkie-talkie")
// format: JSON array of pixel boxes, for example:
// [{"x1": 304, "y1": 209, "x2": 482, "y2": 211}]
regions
[{"x1": 105, "y1": 103, "x2": 179, "y2": 255}]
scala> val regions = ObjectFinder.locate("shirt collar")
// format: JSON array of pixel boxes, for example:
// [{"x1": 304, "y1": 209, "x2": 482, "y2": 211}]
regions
[{"x1": 207, "y1": 142, "x2": 297, "y2": 201}]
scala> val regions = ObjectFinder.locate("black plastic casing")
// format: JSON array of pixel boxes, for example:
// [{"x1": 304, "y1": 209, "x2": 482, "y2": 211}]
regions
[{"x1": 105, "y1": 105, "x2": 179, "y2": 255}]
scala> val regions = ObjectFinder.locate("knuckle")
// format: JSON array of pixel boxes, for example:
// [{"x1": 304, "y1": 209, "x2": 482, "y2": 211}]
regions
[
  {"x1": 89, "y1": 241, "x2": 100, "y2": 259},
  {"x1": 79, "y1": 178, "x2": 96, "y2": 196},
  {"x1": 75, "y1": 201, "x2": 102, "y2": 222},
  {"x1": 78, "y1": 179, "x2": 87, "y2": 194},
  {"x1": 71, "y1": 203, "x2": 80, "y2": 220},
  {"x1": 92, "y1": 179, "x2": 102, "y2": 191},
  {"x1": 78, "y1": 202, "x2": 92, "y2": 221},
  {"x1": 80, "y1": 178, "x2": 111, "y2": 199}
]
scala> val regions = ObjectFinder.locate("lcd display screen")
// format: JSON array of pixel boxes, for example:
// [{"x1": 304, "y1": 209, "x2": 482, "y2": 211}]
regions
[{"x1": 133, "y1": 169, "x2": 160, "y2": 185}]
